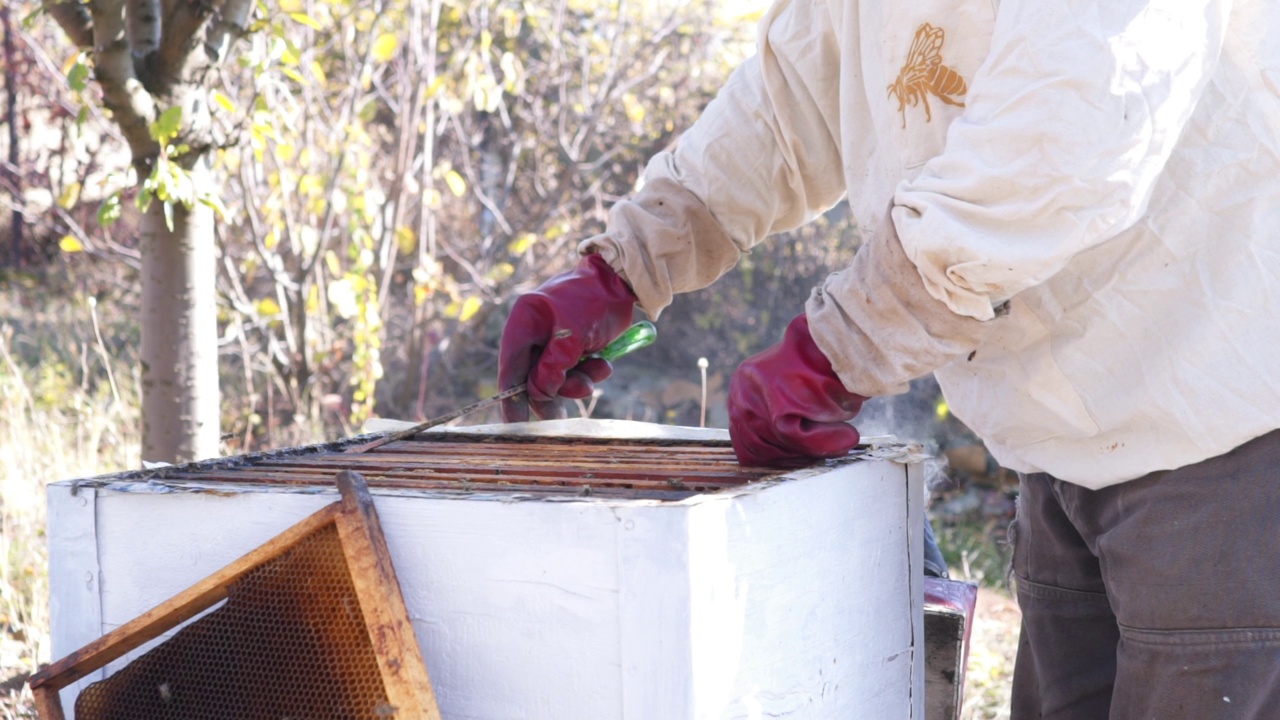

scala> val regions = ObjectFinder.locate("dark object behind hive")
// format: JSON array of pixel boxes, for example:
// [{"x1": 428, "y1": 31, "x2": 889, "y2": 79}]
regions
[{"x1": 923, "y1": 577, "x2": 979, "y2": 720}]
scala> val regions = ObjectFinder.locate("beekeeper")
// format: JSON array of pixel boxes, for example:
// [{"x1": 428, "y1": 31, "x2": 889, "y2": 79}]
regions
[{"x1": 497, "y1": 1, "x2": 1280, "y2": 716}]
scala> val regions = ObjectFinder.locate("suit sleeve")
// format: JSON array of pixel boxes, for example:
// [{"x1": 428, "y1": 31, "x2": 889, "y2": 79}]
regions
[{"x1": 582, "y1": 0, "x2": 849, "y2": 318}]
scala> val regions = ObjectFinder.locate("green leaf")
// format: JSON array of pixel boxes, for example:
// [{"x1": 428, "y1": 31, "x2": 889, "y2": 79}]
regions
[
  {"x1": 97, "y1": 194, "x2": 123, "y2": 226},
  {"x1": 199, "y1": 192, "x2": 231, "y2": 221},
  {"x1": 21, "y1": 4, "x2": 46, "y2": 29},
  {"x1": 149, "y1": 106, "x2": 183, "y2": 144},
  {"x1": 68, "y1": 59, "x2": 89, "y2": 92},
  {"x1": 137, "y1": 186, "x2": 154, "y2": 213},
  {"x1": 163, "y1": 200, "x2": 175, "y2": 231}
]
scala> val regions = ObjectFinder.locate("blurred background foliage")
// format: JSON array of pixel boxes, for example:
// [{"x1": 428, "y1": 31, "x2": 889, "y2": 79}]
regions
[
  {"x1": 1, "y1": 0, "x2": 1013, "y2": 715},
  {"x1": 4, "y1": 0, "x2": 988, "y2": 452}
]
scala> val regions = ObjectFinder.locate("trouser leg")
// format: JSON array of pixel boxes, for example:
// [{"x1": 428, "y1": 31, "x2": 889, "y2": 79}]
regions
[
  {"x1": 1012, "y1": 428, "x2": 1280, "y2": 719},
  {"x1": 1010, "y1": 473, "x2": 1119, "y2": 719}
]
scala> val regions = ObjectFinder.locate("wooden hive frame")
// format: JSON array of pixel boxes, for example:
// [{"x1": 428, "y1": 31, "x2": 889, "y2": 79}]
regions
[{"x1": 28, "y1": 470, "x2": 441, "y2": 720}]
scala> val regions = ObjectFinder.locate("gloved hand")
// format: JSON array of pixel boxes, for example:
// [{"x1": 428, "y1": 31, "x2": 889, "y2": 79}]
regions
[
  {"x1": 499, "y1": 253, "x2": 637, "y2": 422},
  {"x1": 728, "y1": 314, "x2": 865, "y2": 467}
]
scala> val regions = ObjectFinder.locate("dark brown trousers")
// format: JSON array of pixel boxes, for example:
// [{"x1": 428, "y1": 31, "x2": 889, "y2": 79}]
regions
[{"x1": 1011, "y1": 429, "x2": 1280, "y2": 719}]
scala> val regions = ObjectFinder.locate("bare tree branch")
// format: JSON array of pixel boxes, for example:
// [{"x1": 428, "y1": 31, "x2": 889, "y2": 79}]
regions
[
  {"x1": 126, "y1": 0, "x2": 160, "y2": 56},
  {"x1": 48, "y1": 0, "x2": 94, "y2": 47},
  {"x1": 203, "y1": 0, "x2": 252, "y2": 63},
  {"x1": 148, "y1": 0, "x2": 216, "y2": 93},
  {"x1": 89, "y1": 0, "x2": 159, "y2": 167}
]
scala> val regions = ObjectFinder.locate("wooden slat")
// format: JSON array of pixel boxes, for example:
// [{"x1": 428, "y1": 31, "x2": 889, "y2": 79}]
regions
[
  {"x1": 28, "y1": 504, "x2": 340, "y2": 694},
  {"x1": 334, "y1": 471, "x2": 443, "y2": 720},
  {"x1": 110, "y1": 436, "x2": 776, "y2": 501},
  {"x1": 31, "y1": 686, "x2": 66, "y2": 720},
  {"x1": 250, "y1": 457, "x2": 755, "y2": 484},
  {"x1": 157, "y1": 470, "x2": 711, "y2": 498}
]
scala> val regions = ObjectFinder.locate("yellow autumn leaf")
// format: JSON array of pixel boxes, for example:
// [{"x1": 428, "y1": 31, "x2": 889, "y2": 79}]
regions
[
  {"x1": 623, "y1": 94, "x2": 645, "y2": 125},
  {"x1": 212, "y1": 90, "x2": 237, "y2": 114},
  {"x1": 444, "y1": 170, "x2": 467, "y2": 197},
  {"x1": 310, "y1": 60, "x2": 327, "y2": 84},
  {"x1": 424, "y1": 76, "x2": 445, "y2": 99},
  {"x1": 458, "y1": 296, "x2": 483, "y2": 323},
  {"x1": 935, "y1": 399, "x2": 950, "y2": 420},
  {"x1": 508, "y1": 232, "x2": 537, "y2": 254},
  {"x1": 298, "y1": 174, "x2": 323, "y2": 196},
  {"x1": 395, "y1": 226, "x2": 416, "y2": 255},
  {"x1": 486, "y1": 262, "x2": 515, "y2": 283},
  {"x1": 372, "y1": 33, "x2": 399, "y2": 63},
  {"x1": 58, "y1": 235, "x2": 83, "y2": 253},
  {"x1": 413, "y1": 284, "x2": 432, "y2": 306},
  {"x1": 289, "y1": 12, "x2": 323, "y2": 30},
  {"x1": 281, "y1": 67, "x2": 305, "y2": 84},
  {"x1": 256, "y1": 298, "x2": 282, "y2": 316},
  {"x1": 57, "y1": 182, "x2": 82, "y2": 209},
  {"x1": 324, "y1": 250, "x2": 342, "y2": 277}
]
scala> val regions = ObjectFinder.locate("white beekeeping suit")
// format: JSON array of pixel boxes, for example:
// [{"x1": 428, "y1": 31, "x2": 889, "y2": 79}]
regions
[{"x1": 582, "y1": 0, "x2": 1280, "y2": 489}]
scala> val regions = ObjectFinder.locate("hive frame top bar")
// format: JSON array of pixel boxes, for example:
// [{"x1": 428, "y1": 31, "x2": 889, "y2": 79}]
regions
[{"x1": 54, "y1": 419, "x2": 914, "y2": 504}]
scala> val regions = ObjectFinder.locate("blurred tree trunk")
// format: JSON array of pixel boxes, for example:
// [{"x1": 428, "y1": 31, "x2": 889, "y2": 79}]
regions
[
  {"x1": 48, "y1": 0, "x2": 252, "y2": 462},
  {"x1": 139, "y1": 159, "x2": 219, "y2": 461},
  {"x1": 2, "y1": 5, "x2": 20, "y2": 268}
]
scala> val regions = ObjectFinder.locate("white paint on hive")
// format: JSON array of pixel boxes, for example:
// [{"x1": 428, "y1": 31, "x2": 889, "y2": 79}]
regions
[{"x1": 48, "y1": 420, "x2": 924, "y2": 719}]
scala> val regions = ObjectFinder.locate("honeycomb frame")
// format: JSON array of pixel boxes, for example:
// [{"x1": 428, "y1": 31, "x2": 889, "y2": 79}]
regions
[{"x1": 28, "y1": 470, "x2": 441, "y2": 720}]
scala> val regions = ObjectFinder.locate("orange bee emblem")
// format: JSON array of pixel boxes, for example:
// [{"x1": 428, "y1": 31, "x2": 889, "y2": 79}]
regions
[{"x1": 888, "y1": 23, "x2": 968, "y2": 128}]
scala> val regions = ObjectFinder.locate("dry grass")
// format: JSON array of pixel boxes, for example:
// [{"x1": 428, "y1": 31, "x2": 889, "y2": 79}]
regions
[
  {"x1": 0, "y1": 291, "x2": 141, "y2": 718},
  {"x1": 962, "y1": 588, "x2": 1020, "y2": 719},
  {"x1": 934, "y1": 491, "x2": 1021, "y2": 718}
]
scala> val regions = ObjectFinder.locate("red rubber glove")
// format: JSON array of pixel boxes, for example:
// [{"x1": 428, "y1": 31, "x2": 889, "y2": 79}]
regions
[
  {"x1": 499, "y1": 253, "x2": 637, "y2": 422},
  {"x1": 728, "y1": 314, "x2": 865, "y2": 467}
]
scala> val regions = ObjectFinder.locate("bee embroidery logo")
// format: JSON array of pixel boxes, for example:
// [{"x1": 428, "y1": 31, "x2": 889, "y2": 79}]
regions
[{"x1": 888, "y1": 23, "x2": 968, "y2": 128}]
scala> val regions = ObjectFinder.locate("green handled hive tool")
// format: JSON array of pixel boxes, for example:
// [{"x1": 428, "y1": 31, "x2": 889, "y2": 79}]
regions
[{"x1": 348, "y1": 321, "x2": 657, "y2": 453}]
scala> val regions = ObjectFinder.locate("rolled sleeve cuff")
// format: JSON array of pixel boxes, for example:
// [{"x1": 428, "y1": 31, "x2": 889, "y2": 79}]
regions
[
  {"x1": 807, "y1": 211, "x2": 998, "y2": 397},
  {"x1": 578, "y1": 178, "x2": 743, "y2": 319}
]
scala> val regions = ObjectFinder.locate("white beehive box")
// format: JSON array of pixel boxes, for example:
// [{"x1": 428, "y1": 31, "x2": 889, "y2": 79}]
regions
[{"x1": 47, "y1": 419, "x2": 925, "y2": 719}]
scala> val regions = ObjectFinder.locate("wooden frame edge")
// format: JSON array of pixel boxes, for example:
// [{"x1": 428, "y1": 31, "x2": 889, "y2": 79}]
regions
[
  {"x1": 28, "y1": 503, "x2": 341, "y2": 702},
  {"x1": 30, "y1": 471, "x2": 440, "y2": 720},
  {"x1": 335, "y1": 470, "x2": 443, "y2": 719}
]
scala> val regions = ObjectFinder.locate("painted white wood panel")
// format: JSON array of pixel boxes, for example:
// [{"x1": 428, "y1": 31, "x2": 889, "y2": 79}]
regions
[
  {"x1": 684, "y1": 461, "x2": 920, "y2": 719},
  {"x1": 48, "y1": 422, "x2": 923, "y2": 719},
  {"x1": 374, "y1": 497, "x2": 627, "y2": 719},
  {"x1": 46, "y1": 483, "x2": 103, "y2": 713}
]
